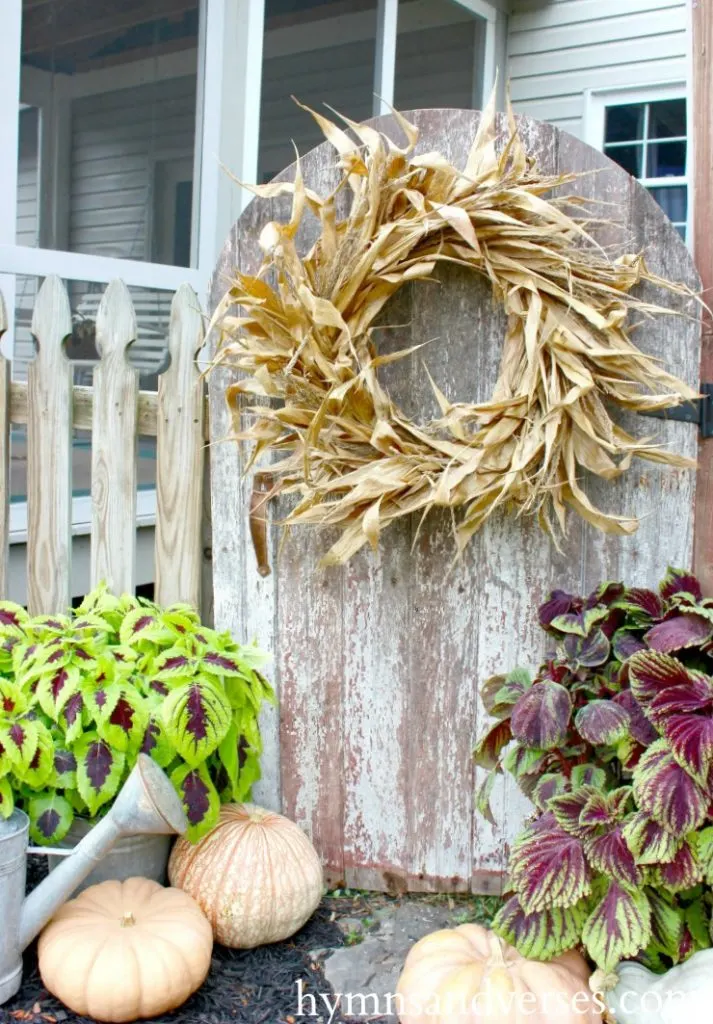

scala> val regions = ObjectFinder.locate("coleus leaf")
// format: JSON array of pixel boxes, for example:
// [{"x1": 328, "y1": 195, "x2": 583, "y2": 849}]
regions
[
  {"x1": 0, "y1": 679, "x2": 28, "y2": 718},
  {"x1": 0, "y1": 719, "x2": 38, "y2": 769},
  {"x1": 662, "y1": 713, "x2": 713, "y2": 786},
  {"x1": 509, "y1": 813, "x2": 590, "y2": 912},
  {"x1": 563, "y1": 629, "x2": 610, "y2": 668},
  {"x1": 696, "y1": 826, "x2": 713, "y2": 885},
  {"x1": 582, "y1": 882, "x2": 651, "y2": 972},
  {"x1": 660, "y1": 567, "x2": 703, "y2": 603},
  {"x1": 532, "y1": 773, "x2": 569, "y2": 812},
  {"x1": 645, "y1": 613, "x2": 713, "y2": 653},
  {"x1": 481, "y1": 669, "x2": 531, "y2": 716},
  {"x1": 140, "y1": 714, "x2": 175, "y2": 768},
  {"x1": 655, "y1": 840, "x2": 702, "y2": 892},
  {"x1": 647, "y1": 675, "x2": 713, "y2": 723},
  {"x1": 501, "y1": 745, "x2": 547, "y2": 779},
  {"x1": 75, "y1": 733, "x2": 126, "y2": 815},
  {"x1": 119, "y1": 608, "x2": 172, "y2": 647},
  {"x1": 574, "y1": 700, "x2": 630, "y2": 745},
  {"x1": 0, "y1": 777, "x2": 13, "y2": 819},
  {"x1": 615, "y1": 588, "x2": 663, "y2": 623},
  {"x1": 622, "y1": 811, "x2": 680, "y2": 865},
  {"x1": 52, "y1": 748, "x2": 77, "y2": 788},
  {"x1": 170, "y1": 761, "x2": 220, "y2": 842},
  {"x1": 201, "y1": 651, "x2": 244, "y2": 678},
  {"x1": 472, "y1": 719, "x2": 511, "y2": 770},
  {"x1": 646, "y1": 888, "x2": 683, "y2": 961},
  {"x1": 60, "y1": 691, "x2": 85, "y2": 744},
  {"x1": 15, "y1": 720, "x2": 54, "y2": 789},
  {"x1": 629, "y1": 650, "x2": 697, "y2": 705},
  {"x1": 162, "y1": 678, "x2": 232, "y2": 767},
  {"x1": 0, "y1": 601, "x2": 29, "y2": 634},
  {"x1": 538, "y1": 590, "x2": 575, "y2": 630},
  {"x1": 475, "y1": 771, "x2": 498, "y2": 826},
  {"x1": 611, "y1": 629, "x2": 647, "y2": 663},
  {"x1": 633, "y1": 740, "x2": 709, "y2": 837},
  {"x1": 570, "y1": 764, "x2": 606, "y2": 790},
  {"x1": 580, "y1": 787, "x2": 632, "y2": 828},
  {"x1": 684, "y1": 901, "x2": 711, "y2": 954},
  {"x1": 585, "y1": 827, "x2": 641, "y2": 889},
  {"x1": 549, "y1": 788, "x2": 599, "y2": 838},
  {"x1": 28, "y1": 793, "x2": 74, "y2": 846},
  {"x1": 611, "y1": 690, "x2": 658, "y2": 746},
  {"x1": 153, "y1": 649, "x2": 195, "y2": 681},
  {"x1": 36, "y1": 665, "x2": 81, "y2": 722},
  {"x1": 510, "y1": 681, "x2": 572, "y2": 750},
  {"x1": 492, "y1": 894, "x2": 587, "y2": 961},
  {"x1": 90, "y1": 685, "x2": 148, "y2": 754},
  {"x1": 550, "y1": 607, "x2": 608, "y2": 637}
]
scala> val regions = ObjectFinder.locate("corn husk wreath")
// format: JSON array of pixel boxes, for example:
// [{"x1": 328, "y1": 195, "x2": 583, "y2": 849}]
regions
[{"x1": 211, "y1": 94, "x2": 698, "y2": 567}]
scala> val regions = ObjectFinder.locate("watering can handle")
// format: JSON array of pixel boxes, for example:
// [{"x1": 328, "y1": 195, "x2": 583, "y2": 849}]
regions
[{"x1": 26, "y1": 847, "x2": 74, "y2": 857}]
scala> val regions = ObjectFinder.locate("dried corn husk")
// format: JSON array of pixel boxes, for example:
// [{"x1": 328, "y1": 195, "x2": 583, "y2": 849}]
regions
[{"x1": 210, "y1": 97, "x2": 698, "y2": 567}]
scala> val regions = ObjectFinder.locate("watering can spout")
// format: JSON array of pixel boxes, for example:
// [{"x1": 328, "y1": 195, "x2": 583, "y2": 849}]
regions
[{"x1": 18, "y1": 755, "x2": 187, "y2": 951}]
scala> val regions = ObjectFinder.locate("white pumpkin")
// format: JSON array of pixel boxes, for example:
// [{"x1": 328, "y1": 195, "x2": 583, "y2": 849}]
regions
[{"x1": 607, "y1": 951, "x2": 713, "y2": 1023}]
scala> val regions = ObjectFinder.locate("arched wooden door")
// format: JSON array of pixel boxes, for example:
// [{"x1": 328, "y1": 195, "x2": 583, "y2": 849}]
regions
[{"x1": 208, "y1": 110, "x2": 700, "y2": 892}]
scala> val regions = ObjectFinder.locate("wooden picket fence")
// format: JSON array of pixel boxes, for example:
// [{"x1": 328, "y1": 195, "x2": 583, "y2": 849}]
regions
[{"x1": 0, "y1": 275, "x2": 207, "y2": 615}]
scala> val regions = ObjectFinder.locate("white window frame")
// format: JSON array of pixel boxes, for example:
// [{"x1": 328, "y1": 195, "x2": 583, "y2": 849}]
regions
[
  {"x1": 584, "y1": 81, "x2": 690, "y2": 242},
  {"x1": 0, "y1": 0, "x2": 501, "y2": 544}
]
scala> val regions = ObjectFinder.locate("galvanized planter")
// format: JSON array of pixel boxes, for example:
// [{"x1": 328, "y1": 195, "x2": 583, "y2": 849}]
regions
[{"x1": 45, "y1": 819, "x2": 174, "y2": 895}]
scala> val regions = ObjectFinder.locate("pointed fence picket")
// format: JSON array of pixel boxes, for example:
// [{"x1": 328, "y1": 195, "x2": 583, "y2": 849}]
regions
[{"x1": 0, "y1": 275, "x2": 208, "y2": 616}]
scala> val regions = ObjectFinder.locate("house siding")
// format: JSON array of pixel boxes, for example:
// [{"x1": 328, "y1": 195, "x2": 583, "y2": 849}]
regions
[
  {"x1": 14, "y1": 108, "x2": 40, "y2": 381},
  {"x1": 508, "y1": 0, "x2": 688, "y2": 139}
]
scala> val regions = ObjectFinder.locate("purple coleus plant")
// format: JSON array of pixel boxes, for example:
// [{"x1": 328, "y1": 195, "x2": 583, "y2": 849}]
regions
[
  {"x1": 0, "y1": 583, "x2": 274, "y2": 845},
  {"x1": 474, "y1": 567, "x2": 713, "y2": 973}
]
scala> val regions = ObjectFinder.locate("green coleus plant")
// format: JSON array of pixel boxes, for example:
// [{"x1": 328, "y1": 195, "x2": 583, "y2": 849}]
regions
[
  {"x1": 0, "y1": 583, "x2": 273, "y2": 844},
  {"x1": 474, "y1": 567, "x2": 713, "y2": 973}
]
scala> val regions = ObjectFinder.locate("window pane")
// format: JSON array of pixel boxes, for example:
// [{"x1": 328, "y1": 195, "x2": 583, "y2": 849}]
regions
[
  {"x1": 647, "y1": 185, "x2": 687, "y2": 226},
  {"x1": 259, "y1": 0, "x2": 377, "y2": 183},
  {"x1": 605, "y1": 104, "x2": 644, "y2": 143},
  {"x1": 647, "y1": 140, "x2": 686, "y2": 178},
  {"x1": 17, "y1": 107, "x2": 40, "y2": 247},
  {"x1": 649, "y1": 98, "x2": 686, "y2": 139},
  {"x1": 605, "y1": 143, "x2": 643, "y2": 177},
  {"x1": 395, "y1": 0, "x2": 480, "y2": 110},
  {"x1": 18, "y1": 0, "x2": 201, "y2": 267}
]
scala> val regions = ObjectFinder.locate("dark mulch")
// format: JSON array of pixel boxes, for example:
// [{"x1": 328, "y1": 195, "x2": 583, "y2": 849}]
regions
[{"x1": 1, "y1": 858, "x2": 356, "y2": 1024}]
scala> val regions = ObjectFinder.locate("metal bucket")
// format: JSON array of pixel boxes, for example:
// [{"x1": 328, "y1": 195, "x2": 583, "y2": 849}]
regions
[
  {"x1": 0, "y1": 811, "x2": 29, "y2": 1004},
  {"x1": 45, "y1": 819, "x2": 173, "y2": 895}
]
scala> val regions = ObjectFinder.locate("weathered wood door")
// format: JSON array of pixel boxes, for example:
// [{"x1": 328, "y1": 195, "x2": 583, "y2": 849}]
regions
[{"x1": 208, "y1": 110, "x2": 700, "y2": 893}]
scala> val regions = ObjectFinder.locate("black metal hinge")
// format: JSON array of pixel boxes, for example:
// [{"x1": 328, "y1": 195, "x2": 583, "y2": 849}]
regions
[{"x1": 639, "y1": 384, "x2": 713, "y2": 438}]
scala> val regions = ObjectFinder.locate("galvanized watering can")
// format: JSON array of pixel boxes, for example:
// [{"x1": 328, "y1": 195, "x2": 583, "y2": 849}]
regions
[{"x1": 0, "y1": 754, "x2": 188, "y2": 1004}]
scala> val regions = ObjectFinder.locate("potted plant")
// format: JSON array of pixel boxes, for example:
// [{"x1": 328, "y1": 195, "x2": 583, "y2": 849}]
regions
[
  {"x1": 474, "y1": 567, "x2": 713, "y2": 974},
  {"x1": 0, "y1": 583, "x2": 273, "y2": 889}
]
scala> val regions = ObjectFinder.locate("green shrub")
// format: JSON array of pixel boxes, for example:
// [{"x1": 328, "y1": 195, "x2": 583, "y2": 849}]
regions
[{"x1": 0, "y1": 583, "x2": 273, "y2": 843}]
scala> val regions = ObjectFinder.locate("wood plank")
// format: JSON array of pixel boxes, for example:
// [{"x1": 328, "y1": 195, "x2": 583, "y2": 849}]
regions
[
  {"x1": 154, "y1": 283, "x2": 205, "y2": 609},
  {"x1": 90, "y1": 280, "x2": 139, "y2": 594},
  {"x1": 26, "y1": 276, "x2": 73, "y2": 614},
  {"x1": 8, "y1": 381, "x2": 176, "y2": 436},
  {"x1": 692, "y1": 0, "x2": 713, "y2": 592},
  {"x1": 0, "y1": 291, "x2": 9, "y2": 597}
]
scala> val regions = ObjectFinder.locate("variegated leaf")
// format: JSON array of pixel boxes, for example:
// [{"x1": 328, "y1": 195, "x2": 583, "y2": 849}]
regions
[
  {"x1": 15, "y1": 720, "x2": 54, "y2": 788},
  {"x1": 582, "y1": 882, "x2": 651, "y2": 971},
  {"x1": 0, "y1": 777, "x2": 13, "y2": 818},
  {"x1": 655, "y1": 840, "x2": 702, "y2": 892},
  {"x1": 28, "y1": 793, "x2": 74, "y2": 845},
  {"x1": 633, "y1": 740, "x2": 709, "y2": 837},
  {"x1": 532, "y1": 773, "x2": 569, "y2": 812},
  {"x1": 575, "y1": 700, "x2": 630, "y2": 745},
  {"x1": 585, "y1": 828, "x2": 641, "y2": 889},
  {"x1": 629, "y1": 650, "x2": 695, "y2": 706},
  {"x1": 472, "y1": 719, "x2": 511, "y2": 770},
  {"x1": 75, "y1": 733, "x2": 126, "y2": 815},
  {"x1": 510, "y1": 814, "x2": 590, "y2": 912},
  {"x1": 510, "y1": 681, "x2": 572, "y2": 750},
  {"x1": 36, "y1": 665, "x2": 81, "y2": 722},
  {"x1": 622, "y1": 811, "x2": 681, "y2": 865},
  {"x1": 162, "y1": 678, "x2": 232, "y2": 767},
  {"x1": 170, "y1": 761, "x2": 220, "y2": 842},
  {"x1": 140, "y1": 714, "x2": 175, "y2": 768},
  {"x1": 570, "y1": 764, "x2": 606, "y2": 790},
  {"x1": 492, "y1": 894, "x2": 587, "y2": 961}
]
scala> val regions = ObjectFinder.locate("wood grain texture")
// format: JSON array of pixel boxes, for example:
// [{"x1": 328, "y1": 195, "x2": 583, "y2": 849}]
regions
[
  {"x1": 90, "y1": 279, "x2": 139, "y2": 595},
  {"x1": 0, "y1": 292, "x2": 9, "y2": 598},
  {"x1": 209, "y1": 109, "x2": 701, "y2": 890},
  {"x1": 692, "y1": 0, "x2": 713, "y2": 592},
  {"x1": 27, "y1": 275, "x2": 74, "y2": 615},
  {"x1": 154, "y1": 283, "x2": 205, "y2": 609}
]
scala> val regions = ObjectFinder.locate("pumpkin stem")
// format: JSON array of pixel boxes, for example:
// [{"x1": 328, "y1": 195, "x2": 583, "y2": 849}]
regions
[{"x1": 120, "y1": 911, "x2": 136, "y2": 928}]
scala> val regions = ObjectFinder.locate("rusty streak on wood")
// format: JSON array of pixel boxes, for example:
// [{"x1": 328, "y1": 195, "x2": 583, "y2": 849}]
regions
[
  {"x1": 692, "y1": 0, "x2": 713, "y2": 592},
  {"x1": 209, "y1": 109, "x2": 700, "y2": 893},
  {"x1": 8, "y1": 381, "x2": 210, "y2": 440}
]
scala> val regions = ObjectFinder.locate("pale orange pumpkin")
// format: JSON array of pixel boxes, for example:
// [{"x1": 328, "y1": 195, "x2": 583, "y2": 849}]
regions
[
  {"x1": 168, "y1": 802, "x2": 324, "y2": 948},
  {"x1": 38, "y1": 877, "x2": 213, "y2": 1023},
  {"x1": 396, "y1": 924, "x2": 603, "y2": 1024}
]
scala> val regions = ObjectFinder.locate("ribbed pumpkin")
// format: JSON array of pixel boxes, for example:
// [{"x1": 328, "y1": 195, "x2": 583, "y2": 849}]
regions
[
  {"x1": 396, "y1": 924, "x2": 603, "y2": 1023},
  {"x1": 168, "y1": 802, "x2": 324, "y2": 948},
  {"x1": 38, "y1": 877, "x2": 213, "y2": 1023}
]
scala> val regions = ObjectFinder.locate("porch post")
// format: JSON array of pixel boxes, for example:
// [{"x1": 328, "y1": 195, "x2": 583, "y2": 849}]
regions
[
  {"x1": 0, "y1": 0, "x2": 22, "y2": 363},
  {"x1": 692, "y1": 0, "x2": 713, "y2": 589}
]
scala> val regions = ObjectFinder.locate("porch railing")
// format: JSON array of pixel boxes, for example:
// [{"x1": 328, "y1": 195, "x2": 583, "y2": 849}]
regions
[{"x1": 0, "y1": 275, "x2": 207, "y2": 615}]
